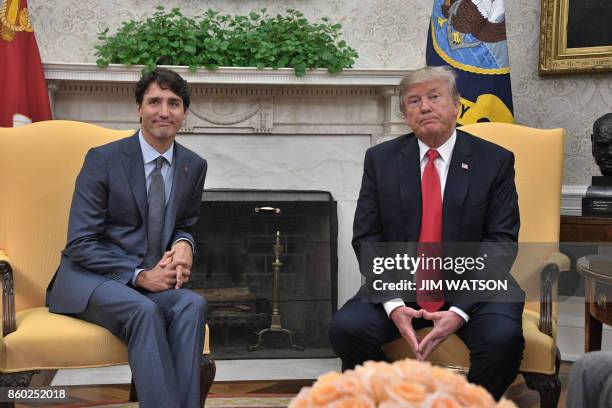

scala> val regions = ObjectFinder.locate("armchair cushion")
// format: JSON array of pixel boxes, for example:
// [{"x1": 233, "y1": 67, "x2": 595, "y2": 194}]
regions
[
  {"x1": 0, "y1": 307, "x2": 211, "y2": 373},
  {"x1": 2, "y1": 307, "x2": 127, "y2": 373}
]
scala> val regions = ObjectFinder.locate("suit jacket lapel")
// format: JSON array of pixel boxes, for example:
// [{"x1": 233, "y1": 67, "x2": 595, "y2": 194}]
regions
[
  {"x1": 443, "y1": 130, "x2": 472, "y2": 241},
  {"x1": 399, "y1": 134, "x2": 422, "y2": 242},
  {"x1": 121, "y1": 133, "x2": 147, "y2": 221}
]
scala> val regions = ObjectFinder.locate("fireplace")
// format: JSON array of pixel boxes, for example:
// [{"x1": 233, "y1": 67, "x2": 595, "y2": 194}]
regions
[{"x1": 186, "y1": 189, "x2": 338, "y2": 359}]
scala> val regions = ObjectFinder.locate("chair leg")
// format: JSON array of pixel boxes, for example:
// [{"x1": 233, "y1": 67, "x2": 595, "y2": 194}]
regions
[
  {"x1": 129, "y1": 376, "x2": 138, "y2": 402},
  {"x1": 200, "y1": 354, "x2": 216, "y2": 408},
  {"x1": 523, "y1": 348, "x2": 562, "y2": 408},
  {"x1": 0, "y1": 371, "x2": 37, "y2": 408}
]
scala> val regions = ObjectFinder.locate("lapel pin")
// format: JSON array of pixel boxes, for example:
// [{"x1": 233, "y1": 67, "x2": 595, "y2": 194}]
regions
[
  {"x1": 461, "y1": 163, "x2": 469, "y2": 170},
  {"x1": 183, "y1": 166, "x2": 189, "y2": 174}
]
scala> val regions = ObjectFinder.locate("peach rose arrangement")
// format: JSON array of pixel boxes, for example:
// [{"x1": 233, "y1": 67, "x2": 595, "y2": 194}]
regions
[{"x1": 289, "y1": 359, "x2": 517, "y2": 408}]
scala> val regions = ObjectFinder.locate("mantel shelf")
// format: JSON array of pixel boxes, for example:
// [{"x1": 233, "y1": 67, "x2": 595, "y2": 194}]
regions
[{"x1": 44, "y1": 62, "x2": 406, "y2": 87}]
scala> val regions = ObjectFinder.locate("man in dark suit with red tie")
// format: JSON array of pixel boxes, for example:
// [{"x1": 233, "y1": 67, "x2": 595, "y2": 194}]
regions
[{"x1": 328, "y1": 66, "x2": 524, "y2": 400}]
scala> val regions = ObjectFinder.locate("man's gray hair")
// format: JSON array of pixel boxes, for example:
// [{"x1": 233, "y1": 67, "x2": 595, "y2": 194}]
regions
[{"x1": 398, "y1": 66, "x2": 460, "y2": 115}]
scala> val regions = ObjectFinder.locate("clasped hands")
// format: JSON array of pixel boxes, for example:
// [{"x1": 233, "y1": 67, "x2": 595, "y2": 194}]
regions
[
  {"x1": 136, "y1": 241, "x2": 193, "y2": 292},
  {"x1": 389, "y1": 306, "x2": 465, "y2": 361}
]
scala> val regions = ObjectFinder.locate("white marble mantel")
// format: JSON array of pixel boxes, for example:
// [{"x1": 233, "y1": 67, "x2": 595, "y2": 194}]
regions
[
  {"x1": 44, "y1": 63, "x2": 408, "y2": 86},
  {"x1": 44, "y1": 63, "x2": 406, "y2": 141}
]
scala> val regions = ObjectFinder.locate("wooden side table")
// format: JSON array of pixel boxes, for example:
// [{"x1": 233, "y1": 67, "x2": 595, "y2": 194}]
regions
[
  {"x1": 577, "y1": 256, "x2": 612, "y2": 352},
  {"x1": 561, "y1": 215, "x2": 612, "y2": 242}
]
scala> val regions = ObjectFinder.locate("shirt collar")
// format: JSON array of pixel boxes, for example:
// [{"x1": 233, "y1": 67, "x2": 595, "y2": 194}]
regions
[
  {"x1": 417, "y1": 129, "x2": 457, "y2": 164},
  {"x1": 138, "y1": 129, "x2": 174, "y2": 165}
]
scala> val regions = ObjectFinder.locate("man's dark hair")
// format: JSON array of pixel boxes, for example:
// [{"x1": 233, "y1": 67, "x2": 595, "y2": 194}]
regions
[{"x1": 135, "y1": 68, "x2": 190, "y2": 111}]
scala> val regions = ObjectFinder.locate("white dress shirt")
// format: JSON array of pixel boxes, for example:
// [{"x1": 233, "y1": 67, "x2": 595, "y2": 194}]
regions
[{"x1": 382, "y1": 130, "x2": 470, "y2": 322}]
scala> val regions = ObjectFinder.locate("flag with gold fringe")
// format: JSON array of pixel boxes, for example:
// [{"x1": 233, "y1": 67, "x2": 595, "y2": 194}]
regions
[
  {"x1": 1, "y1": 0, "x2": 51, "y2": 127},
  {"x1": 426, "y1": 0, "x2": 513, "y2": 124}
]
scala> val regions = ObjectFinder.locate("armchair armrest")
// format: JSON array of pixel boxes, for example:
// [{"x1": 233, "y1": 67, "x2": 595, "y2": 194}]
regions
[
  {"x1": 0, "y1": 250, "x2": 16, "y2": 337},
  {"x1": 539, "y1": 252, "x2": 570, "y2": 337}
]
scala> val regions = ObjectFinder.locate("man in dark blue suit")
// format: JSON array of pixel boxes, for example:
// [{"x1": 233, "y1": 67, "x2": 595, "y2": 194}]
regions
[
  {"x1": 329, "y1": 66, "x2": 524, "y2": 400},
  {"x1": 47, "y1": 68, "x2": 207, "y2": 408}
]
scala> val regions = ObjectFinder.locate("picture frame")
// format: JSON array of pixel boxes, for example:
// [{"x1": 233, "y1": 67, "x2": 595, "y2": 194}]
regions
[{"x1": 539, "y1": 0, "x2": 612, "y2": 75}]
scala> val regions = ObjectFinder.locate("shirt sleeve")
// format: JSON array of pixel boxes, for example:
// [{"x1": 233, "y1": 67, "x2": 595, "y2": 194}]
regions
[
  {"x1": 132, "y1": 268, "x2": 145, "y2": 286},
  {"x1": 383, "y1": 298, "x2": 406, "y2": 317},
  {"x1": 449, "y1": 306, "x2": 470, "y2": 322},
  {"x1": 172, "y1": 237, "x2": 195, "y2": 254}
]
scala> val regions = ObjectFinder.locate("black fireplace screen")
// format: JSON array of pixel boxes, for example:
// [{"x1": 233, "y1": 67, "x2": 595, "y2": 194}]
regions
[{"x1": 186, "y1": 189, "x2": 338, "y2": 359}]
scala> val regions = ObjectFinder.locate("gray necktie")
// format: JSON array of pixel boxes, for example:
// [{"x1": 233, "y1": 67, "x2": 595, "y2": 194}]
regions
[{"x1": 144, "y1": 156, "x2": 166, "y2": 269}]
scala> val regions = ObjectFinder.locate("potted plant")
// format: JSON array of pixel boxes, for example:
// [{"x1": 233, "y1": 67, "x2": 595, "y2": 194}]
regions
[{"x1": 95, "y1": 7, "x2": 358, "y2": 77}]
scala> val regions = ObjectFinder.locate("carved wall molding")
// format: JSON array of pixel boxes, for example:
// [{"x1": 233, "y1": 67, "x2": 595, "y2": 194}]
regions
[
  {"x1": 192, "y1": 87, "x2": 276, "y2": 97},
  {"x1": 189, "y1": 97, "x2": 273, "y2": 133},
  {"x1": 56, "y1": 83, "x2": 132, "y2": 95},
  {"x1": 52, "y1": 82, "x2": 385, "y2": 99},
  {"x1": 45, "y1": 64, "x2": 399, "y2": 103},
  {"x1": 43, "y1": 63, "x2": 406, "y2": 87},
  {"x1": 46, "y1": 63, "x2": 402, "y2": 137},
  {"x1": 189, "y1": 86, "x2": 383, "y2": 98},
  {"x1": 278, "y1": 88, "x2": 381, "y2": 98},
  {"x1": 190, "y1": 98, "x2": 264, "y2": 126},
  {"x1": 561, "y1": 185, "x2": 587, "y2": 216}
]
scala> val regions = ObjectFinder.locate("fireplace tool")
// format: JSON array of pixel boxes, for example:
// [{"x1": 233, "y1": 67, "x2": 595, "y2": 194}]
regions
[{"x1": 248, "y1": 207, "x2": 304, "y2": 351}]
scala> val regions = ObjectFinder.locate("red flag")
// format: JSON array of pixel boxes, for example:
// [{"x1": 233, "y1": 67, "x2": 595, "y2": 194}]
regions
[{"x1": 0, "y1": 0, "x2": 51, "y2": 127}]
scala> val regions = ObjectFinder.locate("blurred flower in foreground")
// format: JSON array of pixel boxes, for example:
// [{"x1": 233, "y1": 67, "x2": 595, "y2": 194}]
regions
[{"x1": 289, "y1": 359, "x2": 517, "y2": 408}]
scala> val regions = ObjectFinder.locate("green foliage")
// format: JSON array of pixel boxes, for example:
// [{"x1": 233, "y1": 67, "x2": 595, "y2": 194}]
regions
[{"x1": 95, "y1": 7, "x2": 358, "y2": 76}]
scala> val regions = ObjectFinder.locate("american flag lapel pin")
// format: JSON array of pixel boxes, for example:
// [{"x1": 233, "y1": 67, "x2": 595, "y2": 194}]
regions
[{"x1": 461, "y1": 163, "x2": 469, "y2": 170}]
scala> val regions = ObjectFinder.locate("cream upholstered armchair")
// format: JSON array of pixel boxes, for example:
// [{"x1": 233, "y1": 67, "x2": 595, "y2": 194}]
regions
[
  {"x1": 383, "y1": 123, "x2": 569, "y2": 408},
  {"x1": 0, "y1": 120, "x2": 215, "y2": 407}
]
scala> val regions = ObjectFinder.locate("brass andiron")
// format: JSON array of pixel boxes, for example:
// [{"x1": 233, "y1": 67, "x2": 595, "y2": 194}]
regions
[{"x1": 248, "y1": 230, "x2": 304, "y2": 351}]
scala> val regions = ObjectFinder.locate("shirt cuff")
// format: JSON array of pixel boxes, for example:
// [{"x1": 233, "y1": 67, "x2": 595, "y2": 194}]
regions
[
  {"x1": 172, "y1": 237, "x2": 195, "y2": 255},
  {"x1": 383, "y1": 298, "x2": 405, "y2": 317},
  {"x1": 132, "y1": 268, "x2": 144, "y2": 286},
  {"x1": 449, "y1": 306, "x2": 470, "y2": 322}
]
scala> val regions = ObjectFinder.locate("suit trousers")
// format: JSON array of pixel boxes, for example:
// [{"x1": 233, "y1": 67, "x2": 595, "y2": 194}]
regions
[
  {"x1": 328, "y1": 296, "x2": 524, "y2": 400},
  {"x1": 73, "y1": 280, "x2": 207, "y2": 408}
]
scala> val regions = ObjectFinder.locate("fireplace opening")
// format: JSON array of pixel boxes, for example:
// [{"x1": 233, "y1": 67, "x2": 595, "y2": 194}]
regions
[{"x1": 186, "y1": 189, "x2": 338, "y2": 359}]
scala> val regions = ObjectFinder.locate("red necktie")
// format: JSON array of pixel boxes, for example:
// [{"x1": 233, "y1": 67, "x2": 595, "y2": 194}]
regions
[{"x1": 417, "y1": 149, "x2": 444, "y2": 312}]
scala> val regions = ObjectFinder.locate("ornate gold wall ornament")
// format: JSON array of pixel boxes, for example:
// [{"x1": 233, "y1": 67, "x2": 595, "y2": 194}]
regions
[{"x1": 0, "y1": 0, "x2": 33, "y2": 42}]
